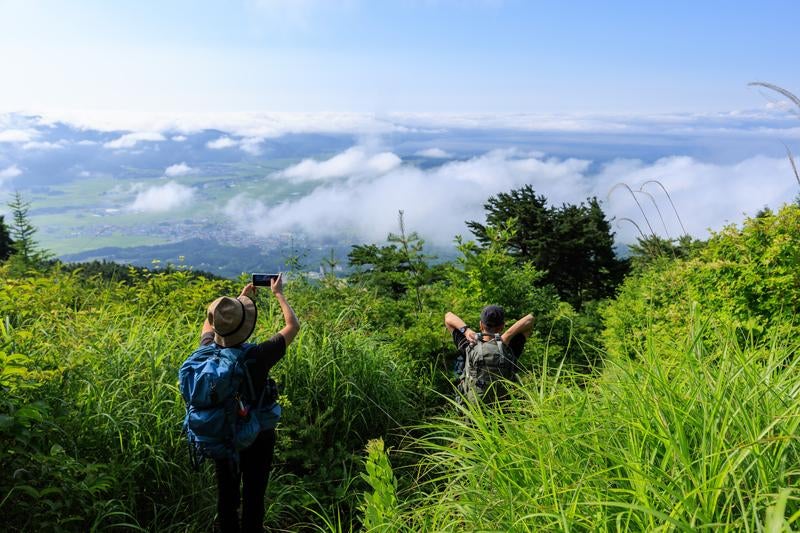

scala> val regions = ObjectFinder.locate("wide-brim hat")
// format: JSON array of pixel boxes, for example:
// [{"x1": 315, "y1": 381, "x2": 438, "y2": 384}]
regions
[{"x1": 207, "y1": 295, "x2": 257, "y2": 347}]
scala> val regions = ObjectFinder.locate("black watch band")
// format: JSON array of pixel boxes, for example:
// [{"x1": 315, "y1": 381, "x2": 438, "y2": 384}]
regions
[{"x1": 458, "y1": 325, "x2": 468, "y2": 334}]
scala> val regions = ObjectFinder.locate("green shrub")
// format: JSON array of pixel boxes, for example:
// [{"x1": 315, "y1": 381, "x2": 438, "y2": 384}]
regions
[{"x1": 603, "y1": 204, "x2": 800, "y2": 361}]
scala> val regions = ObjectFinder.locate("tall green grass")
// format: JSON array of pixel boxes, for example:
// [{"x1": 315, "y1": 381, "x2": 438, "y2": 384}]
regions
[
  {"x1": 0, "y1": 266, "x2": 436, "y2": 530},
  {"x1": 367, "y1": 322, "x2": 800, "y2": 531},
  {"x1": 4, "y1": 206, "x2": 800, "y2": 531},
  {"x1": 1, "y1": 267, "x2": 227, "y2": 530}
]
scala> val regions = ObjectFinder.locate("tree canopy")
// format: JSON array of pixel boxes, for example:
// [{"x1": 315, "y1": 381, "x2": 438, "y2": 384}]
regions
[
  {"x1": 467, "y1": 184, "x2": 628, "y2": 308},
  {"x1": 347, "y1": 212, "x2": 441, "y2": 305}
]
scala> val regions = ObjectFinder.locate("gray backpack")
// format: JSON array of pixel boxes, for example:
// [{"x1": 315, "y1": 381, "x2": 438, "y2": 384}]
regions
[{"x1": 459, "y1": 333, "x2": 518, "y2": 403}]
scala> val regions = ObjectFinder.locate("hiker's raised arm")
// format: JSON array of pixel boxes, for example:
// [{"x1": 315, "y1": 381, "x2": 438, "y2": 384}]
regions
[
  {"x1": 502, "y1": 313, "x2": 534, "y2": 344},
  {"x1": 445, "y1": 311, "x2": 476, "y2": 341},
  {"x1": 200, "y1": 298, "x2": 215, "y2": 340},
  {"x1": 239, "y1": 282, "x2": 257, "y2": 300},
  {"x1": 444, "y1": 311, "x2": 465, "y2": 332},
  {"x1": 201, "y1": 317, "x2": 214, "y2": 340},
  {"x1": 271, "y1": 274, "x2": 300, "y2": 346}
]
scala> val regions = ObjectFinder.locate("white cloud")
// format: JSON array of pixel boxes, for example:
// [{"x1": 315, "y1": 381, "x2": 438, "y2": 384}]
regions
[
  {"x1": 129, "y1": 181, "x2": 195, "y2": 212},
  {"x1": 416, "y1": 147, "x2": 452, "y2": 158},
  {"x1": 164, "y1": 162, "x2": 195, "y2": 177},
  {"x1": 277, "y1": 146, "x2": 401, "y2": 182},
  {"x1": 0, "y1": 165, "x2": 22, "y2": 185},
  {"x1": 224, "y1": 146, "x2": 798, "y2": 246},
  {"x1": 103, "y1": 131, "x2": 166, "y2": 149},
  {"x1": 205, "y1": 135, "x2": 265, "y2": 155},
  {"x1": 598, "y1": 154, "x2": 796, "y2": 242},
  {"x1": 77, "y1": 139, "x2": 98, "y2": 146},
  {"x1": 22, "y1": 140, "x2": 65, "y2": 150},
  {"x1": 240, "y1": 137, "x2": 264, "y2": 155},
  {"x1": 30, "y1": 110, "x2": 410, "y2": 140},
  {"x1": 227, "y1": 149, "x2": 592, "y2": 243},
  {"x1": 0, "y1": 129, "x2": 38, "y2": 143},
  {"x1": 206, "y1": 136, "x2": 238, "y2": 150},
  {"x1": 28, "y1": 109, "x2": 800, "y2": 148},
  {"x1": 172, "y1": 135, "x2": 188, "y2": 142}
]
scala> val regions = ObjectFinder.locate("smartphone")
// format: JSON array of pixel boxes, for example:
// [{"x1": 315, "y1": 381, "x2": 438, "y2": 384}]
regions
[{"x1": 252, "y1": 273, "x2": 279, "y2": 286}]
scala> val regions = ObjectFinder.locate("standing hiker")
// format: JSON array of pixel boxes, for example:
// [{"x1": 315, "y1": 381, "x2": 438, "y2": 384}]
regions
[
  {"x1": 182, "y1": 274, "x2": 299, "y2": 533},
  {"x1": 444, "y1": 305, "x2": 534, "y2": 403}
]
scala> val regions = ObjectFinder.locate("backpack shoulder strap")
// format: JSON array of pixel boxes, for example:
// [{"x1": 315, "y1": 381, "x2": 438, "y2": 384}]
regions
[
  {"x1": 220, "y1": 345, "x2": 258, "y2": 401},
  {"x1": 191, "y1": 343, "x2": 219, "y2": 358}
]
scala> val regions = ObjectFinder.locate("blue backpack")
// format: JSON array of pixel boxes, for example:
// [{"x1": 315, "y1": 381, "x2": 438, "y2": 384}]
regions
[{"x1": 178, "y1": 343, "x2": 281, "y2": 466}]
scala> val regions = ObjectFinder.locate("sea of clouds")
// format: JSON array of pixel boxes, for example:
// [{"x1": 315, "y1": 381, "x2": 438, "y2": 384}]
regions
[
  {"x1": 1, "y1": 109, "x2": 799, "y2": 248},
  {"x1": 223, "y1": 146, "x2": 795, "y2": 245}
]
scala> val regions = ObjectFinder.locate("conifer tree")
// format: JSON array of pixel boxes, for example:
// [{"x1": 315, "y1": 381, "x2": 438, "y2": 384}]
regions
[
  {"x1": 348, "y1": 211, "x2": 438, "y2": 304},
  {"x1": 7, "y1": 191, "x2": 50, "y2": 269},
  {"x1": 467, "y1": 185, "x2": 628, "y2": 309},
  {"x1": 8, "y1": 191, "x2": 38, "y2": 260},
  {"x1": 0, "y1": 214, "x2": 13, "y2": 261}
]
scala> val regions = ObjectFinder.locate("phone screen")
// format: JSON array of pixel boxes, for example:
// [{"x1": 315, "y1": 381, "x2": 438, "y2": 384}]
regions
[{"x1": 252, "y1": 273, "x2": 278, "y2": 286}]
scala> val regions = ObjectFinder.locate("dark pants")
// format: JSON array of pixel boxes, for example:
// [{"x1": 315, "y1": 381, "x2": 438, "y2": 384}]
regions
[{"x1": 214, "y1": 429, "x2": 276, "y2": 533}]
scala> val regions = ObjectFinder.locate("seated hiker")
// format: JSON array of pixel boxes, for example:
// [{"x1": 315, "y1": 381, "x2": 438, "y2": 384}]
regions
[
  {"x1": 194, "y1": 275, "x2": 299, "y2": 533},
  {"x1": 444, "y1": 305, "x2": 534, "y2": 403}
]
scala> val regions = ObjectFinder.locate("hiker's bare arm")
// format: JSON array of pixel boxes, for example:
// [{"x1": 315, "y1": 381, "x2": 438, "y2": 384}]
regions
[
  {"x1": 502, "y1": 313, "x2": 534, "y2": 344},
  {"x1": 445, "y1": 311, "x2": 476, "y2": 342},
  {"x1": 239, "y1": 282, "x2": 257, "y2": 300},
  {"x1": 201, "y1": 318, "x2": 214, "y2": 339},
  {"x1": 272, "y1": 274, "x2": 300, "y2": 346}
]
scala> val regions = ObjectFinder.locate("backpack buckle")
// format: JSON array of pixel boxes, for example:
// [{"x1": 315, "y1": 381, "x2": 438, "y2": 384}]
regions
[{"x1": 234, "y1": 393, "x2": 250, "y2": 418}]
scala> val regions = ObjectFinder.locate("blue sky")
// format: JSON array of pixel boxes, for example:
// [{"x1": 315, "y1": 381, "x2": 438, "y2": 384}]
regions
[
  {"x1": 2, "y1": 0, "x2": 800, "y2": 253},
  {"x1": 2, "y1": 0, "x2": 799, "y2": 113}
]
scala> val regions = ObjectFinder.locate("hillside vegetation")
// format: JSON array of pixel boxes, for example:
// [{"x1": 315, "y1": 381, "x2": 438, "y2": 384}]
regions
[{"x1": 1, "y1": 203, "x2": 799, "y2": 531}]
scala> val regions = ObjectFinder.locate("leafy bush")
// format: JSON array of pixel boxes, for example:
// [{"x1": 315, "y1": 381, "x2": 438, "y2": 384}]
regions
[{"x1": 603, "y1": 204, "x2": 800, "y2": 361}]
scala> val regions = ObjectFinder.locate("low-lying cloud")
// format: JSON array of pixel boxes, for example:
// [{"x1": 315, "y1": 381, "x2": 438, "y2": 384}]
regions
[
  {"x1": 224, "y1": 146, "x2": 798, "y2": 246},
  {"x1": 276, "y1": 146, "x2": 401, "y2": 182},
  {"x1": 0, "y1": 129, "x2": 38, "y2": 143},
  {"x1": 206, "y1": 136, "x2": 238, "y2": 150},
  {"x1": 104, "y1": 132, "x2": 166, "y2": 149},
  {"x1": 164, "y1": 162, "x2": 195, "y2": 177},
  {"x1": 416, "y1": 147, "x2": 452, "y2": 158},
  {"x1": 206, "y1": 135, "x2": 264, "y2": 155},
  {"x1": 22, "y1": 140, "x2": 66, "y2": 151},
  {"x1": 129, "y1": 181, "x2": 195, "y2": 212},
  {"x1": 0, "y1": 164, "x2": 22, "y2": 187},
  {"x1": 26, "y1": 108, "x2": 800, "y2": 139}
]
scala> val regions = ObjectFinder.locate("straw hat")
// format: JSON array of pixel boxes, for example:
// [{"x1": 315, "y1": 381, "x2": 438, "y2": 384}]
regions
[{"x1": 207, "y1": 295, "x2": 257, "y2": 347}]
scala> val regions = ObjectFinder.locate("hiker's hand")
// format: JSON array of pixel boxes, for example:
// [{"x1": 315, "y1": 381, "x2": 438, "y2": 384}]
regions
[
  {"x1": 465, "y1": 329, "x2": 477, "y2": 344},
  {"x1": 240, "y1": 283, "x2": 256, "y2": 299},
  {"x1": 270, "y1": 273, "x2": 283, "y2": 295}
]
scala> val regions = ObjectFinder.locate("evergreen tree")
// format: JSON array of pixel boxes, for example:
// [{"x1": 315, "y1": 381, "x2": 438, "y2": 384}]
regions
[
  {"x1": 467, "y1": 185, "x2": 628, "y2": 309},
  {"x1": 0, "y1": 214, "x2": 13, "y2": 261},
  {"x1": 9, "y1": 191, "x2": 38, "y2": 259},
  {"x1": 7, "y1": 191, "x2": 50, "y2": 269},
  {"x1": 348, "y1": 211, "x2": 440, "y2": 304},
  {"x1": 467, "y1": 185, "x2": 552, "y2": 259}
]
